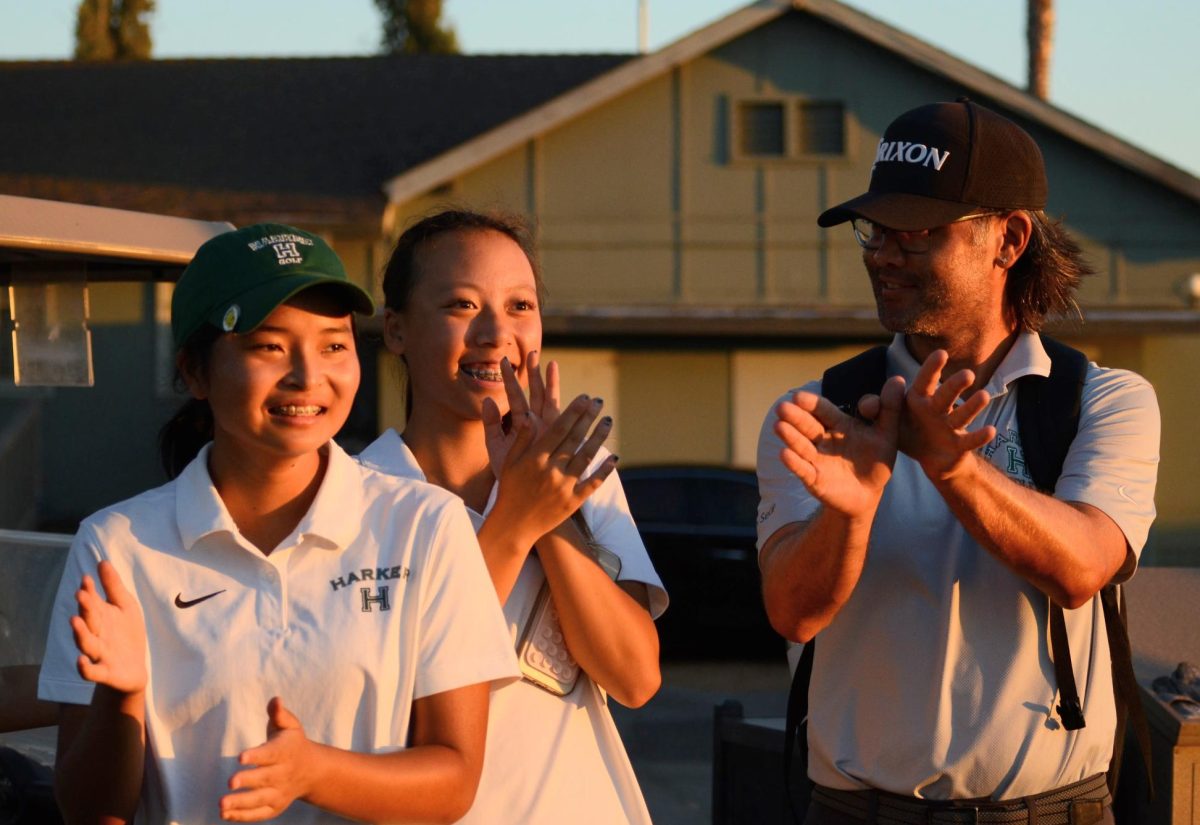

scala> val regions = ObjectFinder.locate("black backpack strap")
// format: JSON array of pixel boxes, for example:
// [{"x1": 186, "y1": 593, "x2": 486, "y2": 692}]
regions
[
  {"x1": 1101, "y1": 584, "x2": 1154, "y2": 798},
  {"x1": 820, "y1": 346, "x2": 888, "y2": 415},
  {"x1": 780, "y1": 346, "x2": 889, "y2": 822},
  {"x1": 1016, "y1": 336, "x2": 1087, "y2": 493},
  {"x1": 1017, "y1": 336, "x2": 1152, "y2": 795},
  {"x1": 1019, "y1": 336, "x2": 1091, "y2": 733},
  {"x1": 783, "y1": 640, "x2": 815, "y2": 822}
]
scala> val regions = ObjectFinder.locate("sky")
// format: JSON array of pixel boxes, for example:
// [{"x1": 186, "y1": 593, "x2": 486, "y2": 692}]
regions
[{"x1": 1, "y1": 0, "x2": 1197, "y2": 177}]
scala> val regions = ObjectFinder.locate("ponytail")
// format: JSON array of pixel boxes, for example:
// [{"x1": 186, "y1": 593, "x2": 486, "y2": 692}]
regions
[
  {"x1": 159, "y1": 398, "x2": 214, "y2": 479},
  {"x1": 159, "y1": 323, "x2": 220, "y2": 479}
]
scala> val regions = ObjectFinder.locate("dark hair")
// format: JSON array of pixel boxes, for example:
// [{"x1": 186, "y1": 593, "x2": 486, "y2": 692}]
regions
[
  {"x1": 1006, "y1": 210, "x2": 1093, "y2": 331},
  {"x1": 158, "y1": 324, "x2": 221, "y2": 479},
  {"x1": 382, "y1": 208, "x2": 544, "y2": 313}
]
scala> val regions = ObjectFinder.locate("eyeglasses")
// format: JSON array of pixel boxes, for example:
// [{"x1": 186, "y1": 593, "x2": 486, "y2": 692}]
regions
[{"x1": 851, "y1": 212, "x2": 999, "y2": 254}]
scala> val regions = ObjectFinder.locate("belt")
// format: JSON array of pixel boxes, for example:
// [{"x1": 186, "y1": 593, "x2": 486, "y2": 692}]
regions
[{"x1": 811, "y1": 773, "x2": 1110, "y2": 825}]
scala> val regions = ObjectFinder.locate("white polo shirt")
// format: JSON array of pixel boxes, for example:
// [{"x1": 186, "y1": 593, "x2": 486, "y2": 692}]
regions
[
  {"x1": 39, "y1": 440, "x2": 518, "y2": 825},
  {"x1": 756, "y1": 333, "x2": 1160, "y2": 800},
  {"x1": 359, "y1": 430, "x2": 667, "y2": 825}
]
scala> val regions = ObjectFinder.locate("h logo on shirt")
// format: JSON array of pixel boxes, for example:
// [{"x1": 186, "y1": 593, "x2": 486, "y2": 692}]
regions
[{"x1": 361, "y1": 586, "x2": 391, "y2": 612}]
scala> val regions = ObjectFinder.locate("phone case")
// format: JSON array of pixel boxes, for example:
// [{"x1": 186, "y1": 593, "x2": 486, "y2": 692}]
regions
[
  {"x1": 516, "y1": 584, "x2": 580, "y2": 696},
  {"x1": 515, "y1": 545, "x2": 623, "y2": 696}
]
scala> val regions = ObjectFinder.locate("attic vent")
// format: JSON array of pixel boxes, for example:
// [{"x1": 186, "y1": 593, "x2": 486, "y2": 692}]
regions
[
  {"x1": 798, "y1": 101, "x2": 845, "y2": 155},
  {"x1": 738, "y1": 101, "x2": 786, "y2": 157},
  {"x1": 731, "y1": 97, "x2": 847, "y2": 162}
]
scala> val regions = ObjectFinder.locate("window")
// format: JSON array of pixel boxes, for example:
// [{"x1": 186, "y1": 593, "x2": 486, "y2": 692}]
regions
[
  {"x1": 731, "y1": 97, "x2": 846, "y2": 161},
  {"x1": 797, "y1": 100, "x2": 845, "y2": 155},
  {"x1": 738, "y1": 101, "x2": 786, "y2": 157}
]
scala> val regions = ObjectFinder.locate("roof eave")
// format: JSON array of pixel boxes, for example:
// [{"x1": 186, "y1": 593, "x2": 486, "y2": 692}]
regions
[
  {"x1": 381, "y1": 0, "x2": 790, "y2": 204},
  {"x1": 382, "y1": 0, "x2": 1199, "y2": 208}
]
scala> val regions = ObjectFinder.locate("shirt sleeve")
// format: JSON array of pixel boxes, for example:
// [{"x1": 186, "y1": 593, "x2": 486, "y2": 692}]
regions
[
  {"x1": 580, "y1": 448, "x2": 669, "y2": 620},
  {"x1": 756, "y1": 382, "x2": 823, "y2": 554},
  {"x1": 37, "y1": 524, "x2": 105, "y2": 706},
  {"x1": 414, "y1": 500, "x2": 520, "y2": 700},
  {"x1": 1054, "y1": 365, "x2": 1160, "y2": 559}
]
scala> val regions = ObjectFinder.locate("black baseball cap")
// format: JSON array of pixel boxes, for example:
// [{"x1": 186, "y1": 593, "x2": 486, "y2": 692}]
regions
[{"x1": 818, "y1": 99, "x2": 1047, "y2": 231}]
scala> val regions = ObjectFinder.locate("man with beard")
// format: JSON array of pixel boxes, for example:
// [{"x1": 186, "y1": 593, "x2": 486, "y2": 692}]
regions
[{"x1": 755, "y1": 100, "x2": 1160, "y2": 825}]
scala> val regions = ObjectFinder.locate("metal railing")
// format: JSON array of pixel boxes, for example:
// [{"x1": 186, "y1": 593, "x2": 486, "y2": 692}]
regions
[{"x1": 0, "y1": 528, "x2": 72, "y2": 669}]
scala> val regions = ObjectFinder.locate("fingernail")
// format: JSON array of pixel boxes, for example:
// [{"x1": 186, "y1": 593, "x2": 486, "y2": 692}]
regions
[
  {"x1": 501, "y1": 356, "x2": 510, "y2": 367},
  {"x1": 592, "y1": 397, "x2": 604, "y2": 407},
  {"x1": 612, "y1": 454, "x2": 620, "y2": 464},
  {"x1": 602, "y1": 416, "x2": 613, "y2": 425}
]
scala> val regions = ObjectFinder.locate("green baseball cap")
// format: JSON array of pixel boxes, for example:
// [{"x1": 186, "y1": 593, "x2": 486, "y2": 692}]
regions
[{"x1": 172, "y1": 222, "x2": 375, "y2": 349}]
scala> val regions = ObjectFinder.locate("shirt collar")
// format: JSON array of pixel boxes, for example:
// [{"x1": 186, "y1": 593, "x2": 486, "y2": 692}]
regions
[
  {"x1": 885, "y1": 331, "x2": 1049, "y2": 399},
  {"x1": 175, "y1": 443, "x2": 238, "y2": 550},
  {"x1": 175, "y1": 440, "x2": 363, "y2": 553},
  {"x1": 358, "y1": 429, "x2": 494, "y2": 529}
]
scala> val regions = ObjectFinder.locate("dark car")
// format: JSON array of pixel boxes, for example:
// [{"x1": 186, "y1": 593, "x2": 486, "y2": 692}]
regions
[{"x1": 619, "y1": 465, "x2": 783, "y2": 659}]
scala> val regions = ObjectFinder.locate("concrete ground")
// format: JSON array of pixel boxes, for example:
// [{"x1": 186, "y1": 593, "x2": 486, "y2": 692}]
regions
[{"x1": 613, "y1": 658, "x2": 791, "y2": 824}]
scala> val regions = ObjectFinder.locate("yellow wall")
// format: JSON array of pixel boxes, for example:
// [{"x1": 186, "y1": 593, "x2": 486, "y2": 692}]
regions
[
  {"x1": 616, "y1": 350, "x2": 730, "y2": 465},
  {"x1": 89, "y1": 282, "x2": 143, "y2": 325},
  {"x1": 377, "y1": 11, "x2": 1200, "y2": 547},
  {"x1": 730, "y1": 345, "x2": 872, "y2": 467}
]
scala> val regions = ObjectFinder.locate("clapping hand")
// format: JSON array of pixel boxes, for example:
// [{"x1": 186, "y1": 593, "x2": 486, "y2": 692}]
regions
[
  {"x1": 70, "y1": 560, "x2": 147, "y2": 695},
  {"x1": 483, "y1": 351, "x2": 616, "y2": 543},
  {"x1": 221, "y1": 697, "x2": 313, "y2": 822},
  {"x1": 900, "y1": 350, "x2": 995, "y2": 482},
  {"x1": 774, "y1": 375, "x2": 906, "y2": 519},
  {"x1": 482, "y1": 350, "x2": 559, "y2": 474}
]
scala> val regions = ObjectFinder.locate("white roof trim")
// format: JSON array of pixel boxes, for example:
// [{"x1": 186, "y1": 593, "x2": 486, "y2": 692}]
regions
[
  {"x1": 0, "y1": 195, "x2": 233, "y2": 265},
  {"x1": 382, "y1": 0, "x2": 1199, "y2": 206}
]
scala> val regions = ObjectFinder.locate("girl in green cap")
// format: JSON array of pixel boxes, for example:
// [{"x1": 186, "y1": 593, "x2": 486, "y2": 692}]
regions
[{"x1": 39, "y1": 223, "x2": 518, "y2": 824}]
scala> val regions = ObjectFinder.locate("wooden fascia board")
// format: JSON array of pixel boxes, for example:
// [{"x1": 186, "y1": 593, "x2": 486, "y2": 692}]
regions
[
  {"x1": 535, "y1": 304, "x2": 1200, "y2": 339},
  {"x1": 356, "y1": 305, "x2": 1200, "y2": 339},
  {"x1": 382, "y1": 0, "x2": 789, "y2": 204},
  {"x1": 799, "y1": 0, "x2": 1200, "y2": 204}
]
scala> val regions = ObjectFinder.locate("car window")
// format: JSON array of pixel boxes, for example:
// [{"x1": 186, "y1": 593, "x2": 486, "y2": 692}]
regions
[
  {"x1": 687, "y1": 478, "x2": 759, "y2": 528},
  {"x1": 623, "y1": 476, "x2": 690, "y2": 524},
  {"x1": 622, "y1": 472, "x2": 759, "y2": 529}
]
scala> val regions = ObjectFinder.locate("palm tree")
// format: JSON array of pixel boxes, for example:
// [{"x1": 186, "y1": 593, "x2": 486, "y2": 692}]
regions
[{"x1": 1027, "y1": 0, "x2": 1054, "y2": 100}]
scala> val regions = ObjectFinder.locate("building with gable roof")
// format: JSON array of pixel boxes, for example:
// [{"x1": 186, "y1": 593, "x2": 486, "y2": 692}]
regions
[{"x1": 2, "y1": 0, "x2": 1198, "y2": 557}]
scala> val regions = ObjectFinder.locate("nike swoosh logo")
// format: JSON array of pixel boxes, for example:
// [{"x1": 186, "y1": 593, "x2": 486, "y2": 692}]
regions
[
  {"x1": 174, "y1": 590, "x2": 226, "y2": 609},
  {"x1": 1117, "y1": 485, "x2": 1135, "y2": 503}
]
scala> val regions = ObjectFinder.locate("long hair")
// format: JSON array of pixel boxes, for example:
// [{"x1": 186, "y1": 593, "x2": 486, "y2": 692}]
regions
[
  {"x1": 158, "y1": 324, "x2": 221, "y2": 479},
  {"x1": 1006, "y1": 210, "x2": 1093, "y2": 331}
]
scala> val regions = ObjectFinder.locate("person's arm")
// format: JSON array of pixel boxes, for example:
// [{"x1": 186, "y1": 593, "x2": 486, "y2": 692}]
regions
[
  {"x1": 0, "y1": 665, "x2": 59, "y2": 732},
  {"x1": 758, "y1": 376, "x2": 905, "y2": 642},
  {"x1": 53, "y1": 561, "x2": 147, "y2": 825},
  {"x1": 903, "y1": 350, "x2": 1130, "y2": 607},
  {"x1": 904, "y1": 350, "x2": 1129, "y2": 608},
  {"x1": 220, "y1": 684, "x2": 489, "y2": 824},
  {"x1": 534, "y1": 520, "x2": 660, "y2": 708},
  {"x1": 477, "y1": 354, "x2": 616, "y2": 603}
]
